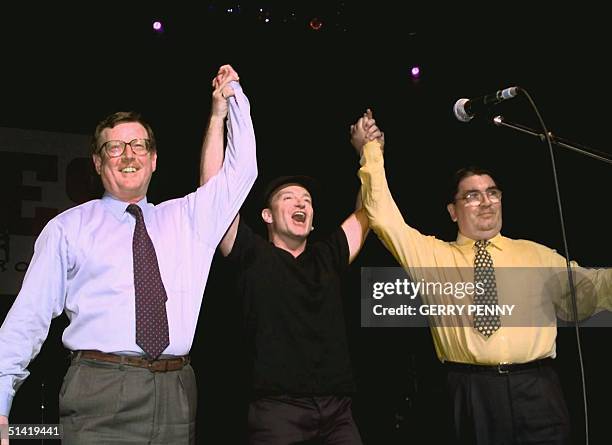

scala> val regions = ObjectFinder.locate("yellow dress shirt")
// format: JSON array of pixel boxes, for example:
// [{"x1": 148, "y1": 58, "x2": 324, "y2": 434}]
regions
[{"x1": 359, "y1": 141, "x2": 611, "y2": 365}]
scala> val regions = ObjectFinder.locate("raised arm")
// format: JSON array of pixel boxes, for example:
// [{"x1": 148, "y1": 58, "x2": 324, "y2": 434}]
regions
[
  {"x1": 357, "y1": 111, "x2": 443, "y2": 272},
  {"x1": 199, "y1": 65, "x2": 241, "y2": 255},
  {"x1": 341, "y1": 109, "x2": 383, "y2": 263},
  {"x1": 200, "y1": 64, "x2": 239, "y2": 186},
  {"x1": 196, "y1": 64, "x2": 256, "y2": 251}
]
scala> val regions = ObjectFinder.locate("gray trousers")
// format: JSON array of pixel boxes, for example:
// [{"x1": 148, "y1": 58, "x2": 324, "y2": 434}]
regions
[{"x1": 59, "y1": 356, "x2": 196, "y2": 444}]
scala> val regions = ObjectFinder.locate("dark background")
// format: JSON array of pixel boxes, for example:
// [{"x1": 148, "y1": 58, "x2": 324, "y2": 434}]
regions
[{"x1": 1, "y1": 2, "x2": 610, "y2": 443}]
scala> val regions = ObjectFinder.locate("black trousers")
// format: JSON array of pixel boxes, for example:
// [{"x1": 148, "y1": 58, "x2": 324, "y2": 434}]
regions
[
  {"x1": 446, "y1": 362, "x2": 571, "y2": 445},
  {"x1": 248, "y1": 395, "x2": 362, "y2": 445}
]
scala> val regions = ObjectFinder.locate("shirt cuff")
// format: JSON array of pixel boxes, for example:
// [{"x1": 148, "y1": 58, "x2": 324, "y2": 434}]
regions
[
  {"x1": 360, "y1": 140, "x2": 383, "y2": 166},
  {"x1": 0, "y1": 393, "x2": 13, "y2": 417}
]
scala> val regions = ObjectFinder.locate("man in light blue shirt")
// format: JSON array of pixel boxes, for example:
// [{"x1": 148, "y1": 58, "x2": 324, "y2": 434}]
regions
[{"x1": 0, "y1": 64, "x2": 257, "y2": 444}]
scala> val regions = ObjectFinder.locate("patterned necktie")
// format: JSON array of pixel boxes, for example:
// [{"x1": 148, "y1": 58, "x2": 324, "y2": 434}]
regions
[
  {"x1": 126, "y1": 204, "x2": 170, "y2": 359},
  {"x1": 473, "y1": 240, "x2": 501, "y2": 338}
]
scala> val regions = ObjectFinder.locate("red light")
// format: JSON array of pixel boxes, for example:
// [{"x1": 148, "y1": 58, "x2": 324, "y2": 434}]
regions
[{"x1": 309, "y1": 17, "x2": 323, "y2": 31}]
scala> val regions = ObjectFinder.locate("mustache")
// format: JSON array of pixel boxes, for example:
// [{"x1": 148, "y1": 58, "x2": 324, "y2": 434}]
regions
[{"x1": 118, "y1": 161, "x2": 141, "y2": 169}]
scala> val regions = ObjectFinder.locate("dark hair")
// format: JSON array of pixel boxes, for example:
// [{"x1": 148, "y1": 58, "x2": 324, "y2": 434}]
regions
[
  {"x1": 448, "y1": 166, "x2": 500, "y2": 203},
  {"x1": 91, "y1": 111, "x2": 156, "y2": 156}
]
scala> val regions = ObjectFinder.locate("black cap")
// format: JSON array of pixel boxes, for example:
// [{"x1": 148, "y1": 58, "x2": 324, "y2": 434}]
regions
[{"x1": 262, "y1": 175, "x2": 319, "y2": 208}]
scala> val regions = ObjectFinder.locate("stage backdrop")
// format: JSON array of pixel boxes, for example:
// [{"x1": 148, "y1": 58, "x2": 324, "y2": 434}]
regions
[{"x1": 0, "y1": 127, "x2": 91, "y2": 297}]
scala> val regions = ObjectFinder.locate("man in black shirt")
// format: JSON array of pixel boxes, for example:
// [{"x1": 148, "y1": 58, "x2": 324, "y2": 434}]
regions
[
  {"x1": 200, "y1": 100, "x2": 382, "y2": 443},
  {"x1": 228, "y1": 175, "x2": 363, "y2": 444}
]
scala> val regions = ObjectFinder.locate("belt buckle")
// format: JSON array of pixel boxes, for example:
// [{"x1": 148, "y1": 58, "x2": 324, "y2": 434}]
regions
[
  {"x1": 147, "y1": 359, "x2": 167, "y2": 372},
  {"x1": 497, "y1": 362, "x2": 510, "y2": 374}
]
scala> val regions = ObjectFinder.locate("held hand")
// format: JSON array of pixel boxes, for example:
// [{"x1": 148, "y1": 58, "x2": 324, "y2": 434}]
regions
[
  {"x1": 350, "y1": 108, "x2": 384, "y2": 156},
  {"x1": 350, "y1": 112, "x2": 369, "y2": 157},
  {"x1": 211, "y1": 64, "x2": 240, "y2": 119}
]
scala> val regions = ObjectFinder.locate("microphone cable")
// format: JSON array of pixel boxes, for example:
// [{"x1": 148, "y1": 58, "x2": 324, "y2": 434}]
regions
[{"x1": 517, "y1": 86, "x2": 589, "y2": 445}]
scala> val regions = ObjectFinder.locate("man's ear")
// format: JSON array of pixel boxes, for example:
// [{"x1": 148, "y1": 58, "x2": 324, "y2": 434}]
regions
[
  {"x1": 447, "y1": 202, "x2": 458, "y2": 223},
  {"x1": 92, "y1": 154, "x2": 102, "y2": 175},
  {"x1": 261, "y1": 208, "x2": 273, "y2": 224},
  {"x1": 151, "y1": 151, "x2": 157, "y2": 173}
]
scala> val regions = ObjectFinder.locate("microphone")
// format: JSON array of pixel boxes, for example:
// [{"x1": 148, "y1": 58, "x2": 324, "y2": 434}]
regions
[{"x1": 453, "y1": 86, "x2": 519, "y2": 122}]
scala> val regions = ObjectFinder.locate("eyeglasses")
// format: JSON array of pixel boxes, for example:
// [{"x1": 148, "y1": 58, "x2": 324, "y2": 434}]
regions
[
  {"x1": 456, "y1": 188, "x2": 502, "y2": 206},
  {"x1": 98, "y1": 138, "x2": 151, "y2": 158}
]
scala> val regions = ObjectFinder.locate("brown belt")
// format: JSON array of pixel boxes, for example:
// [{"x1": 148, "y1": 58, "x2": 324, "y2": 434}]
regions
[{"x1": 73, "y1": 350, "x2": 190, "y2": 372}]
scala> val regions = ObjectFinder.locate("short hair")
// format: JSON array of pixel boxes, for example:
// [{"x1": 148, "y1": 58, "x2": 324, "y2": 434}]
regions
[
  {"x1": 91, "y1": 111, "x2": 156, "y2": 156},
  {"x1": 448, "y1": 166, "x2": 500, "y2": 203}
]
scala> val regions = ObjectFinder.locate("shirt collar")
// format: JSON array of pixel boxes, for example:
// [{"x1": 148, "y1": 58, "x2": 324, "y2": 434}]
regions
[
  {"x1": 455, "y1": 232, "x2": 505, "y2": 251},
  {"x1": 101, "y1": 192, "x2": 149, "y2": 221}
]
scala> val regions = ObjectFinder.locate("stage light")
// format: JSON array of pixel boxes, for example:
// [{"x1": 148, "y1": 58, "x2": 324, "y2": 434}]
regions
[
  {"x1": 152, "y1": 21, "x2": 163, "y2": 33},
  {"x1": 309, "y1": 17, "x2": 323, "y2": 31},
  {"x1": 258, "y1": 8, "x2": 271, "y2": 23},
  {"x1": 410, "y1": 66, "x2": 421, "y2": 78}
]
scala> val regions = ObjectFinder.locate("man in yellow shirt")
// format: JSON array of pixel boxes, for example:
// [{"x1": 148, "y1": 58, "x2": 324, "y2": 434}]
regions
[{"x1": 354, "y1": 110, "x2": 611, "y2": 444}]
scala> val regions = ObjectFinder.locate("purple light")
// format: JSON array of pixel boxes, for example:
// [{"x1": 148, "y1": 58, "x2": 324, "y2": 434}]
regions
[
  {"x1": 411, "y1": 66, "x2": 421, "y2": 78},
  {"x1": 153, "y1": 21, "x2": 163, "y2": 32}
]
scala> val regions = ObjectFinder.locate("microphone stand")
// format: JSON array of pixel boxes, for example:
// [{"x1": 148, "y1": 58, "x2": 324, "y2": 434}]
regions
[
  {"x1": 492, "y1": 115, "x2": 612, "y2": 165},
  {"x1": 492, "y1": 108, "x2": 610, "y2": 445}
]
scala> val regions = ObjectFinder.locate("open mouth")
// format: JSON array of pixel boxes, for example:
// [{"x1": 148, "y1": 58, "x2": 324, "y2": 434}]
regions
[
  {"x1": 292, "y1": 211, "x2": 306, "y2": 223},
  {"x1": 121, "y1": 166, "x2": 138, "y2": 173}
]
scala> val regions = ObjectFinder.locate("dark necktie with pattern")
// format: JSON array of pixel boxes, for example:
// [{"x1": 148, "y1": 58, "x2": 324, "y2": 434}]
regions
[
  {"x1": 473, "y1": 239, "x2": 501, "y2": 338},
  {"x1": 126, "y1": 204, "x2": 170, "y2": 359}
]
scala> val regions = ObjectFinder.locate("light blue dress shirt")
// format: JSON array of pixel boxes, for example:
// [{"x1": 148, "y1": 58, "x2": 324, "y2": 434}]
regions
[{"x1": 0, "y1": 82, "x2": 257, "y2": 416}]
